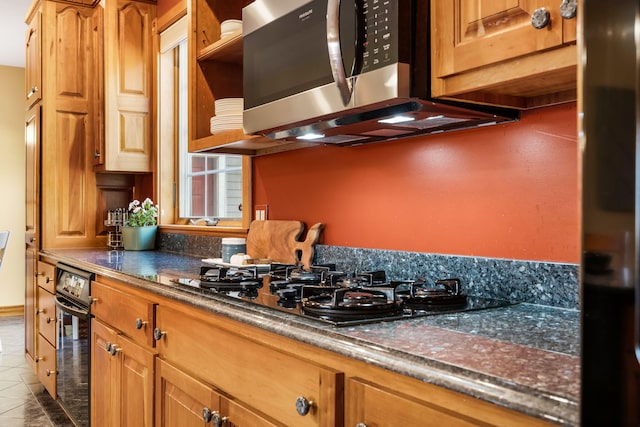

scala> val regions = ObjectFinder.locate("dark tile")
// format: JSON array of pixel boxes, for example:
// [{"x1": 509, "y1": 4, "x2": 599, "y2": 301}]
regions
[{"x1": 0, "y1": 316, "x2": 74, "y2": 427}]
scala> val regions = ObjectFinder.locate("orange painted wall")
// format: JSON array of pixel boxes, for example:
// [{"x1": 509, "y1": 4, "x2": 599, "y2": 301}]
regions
[{"x1": 253, "y1": 103, "x2": 579, "y2": 264}]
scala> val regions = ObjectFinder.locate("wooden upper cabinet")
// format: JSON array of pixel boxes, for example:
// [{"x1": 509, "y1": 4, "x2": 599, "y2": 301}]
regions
[
  {"x1": 25, "y1": 7, "x2": 41, "y2": 109},
  {"x1": 98, "y1": 0, "x2": 156, "y2": 172},
  {"x1": 431, "y1": 0, "x2": 578, "y2": 109},
  {"x1": 40, "y1": 0, "x2": 102, "y2": 249}
]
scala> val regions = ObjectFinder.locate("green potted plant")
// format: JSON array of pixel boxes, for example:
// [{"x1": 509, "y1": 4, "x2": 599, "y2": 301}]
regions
[{"x1": 122, "y1": 198, "x2": 158, "y2": 250}]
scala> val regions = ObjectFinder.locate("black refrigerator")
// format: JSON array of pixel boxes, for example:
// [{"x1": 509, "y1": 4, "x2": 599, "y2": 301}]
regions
[{"x1": 580, "y1": 1, "x2": 640, "y2": 425}]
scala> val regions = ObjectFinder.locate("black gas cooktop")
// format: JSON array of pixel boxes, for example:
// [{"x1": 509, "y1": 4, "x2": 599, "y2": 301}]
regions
[{"x1": 171, "y1": 264, "x2": 512, "y2": 327}]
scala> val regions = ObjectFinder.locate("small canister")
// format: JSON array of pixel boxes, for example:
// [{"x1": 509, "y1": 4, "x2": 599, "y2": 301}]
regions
[{"x1": 221, "y1": 238, "x2": 247, "y2": 263}]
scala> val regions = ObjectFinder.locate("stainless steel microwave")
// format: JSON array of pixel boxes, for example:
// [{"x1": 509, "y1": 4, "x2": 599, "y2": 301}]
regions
[{"x1": 242, "y1": 0, "x2": 518, "y2": 146}]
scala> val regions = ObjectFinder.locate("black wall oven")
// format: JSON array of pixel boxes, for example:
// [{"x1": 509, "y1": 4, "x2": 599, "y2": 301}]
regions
[{"x1": 55, "y1": 264, "x2": 94, "y2": 427}]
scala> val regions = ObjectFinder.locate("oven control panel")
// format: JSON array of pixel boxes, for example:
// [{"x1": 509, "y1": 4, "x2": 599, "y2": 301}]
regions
[{"x1": 56, "y1": 265, "x2": 94, "y2": 306}]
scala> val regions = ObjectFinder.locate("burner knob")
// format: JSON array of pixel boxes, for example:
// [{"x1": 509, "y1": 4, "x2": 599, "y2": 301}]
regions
[{"x1": 295, "y1": 396, "x2": 314, "y2": 416}]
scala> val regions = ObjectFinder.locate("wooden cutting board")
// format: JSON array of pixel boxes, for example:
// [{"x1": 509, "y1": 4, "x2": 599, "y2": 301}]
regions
[{"x1": 246, "y1": 220, "x2": 324, "y2": 270}]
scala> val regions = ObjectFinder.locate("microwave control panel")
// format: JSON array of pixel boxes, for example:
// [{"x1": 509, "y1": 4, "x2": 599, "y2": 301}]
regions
[{"x1": 362, "y1": 0, "x2": 400, "y2": 72}]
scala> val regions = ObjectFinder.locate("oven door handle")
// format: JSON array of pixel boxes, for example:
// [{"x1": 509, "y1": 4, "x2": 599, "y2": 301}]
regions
[{"x1": 55, "y1": 296, "x2": 90, "y2": 319}]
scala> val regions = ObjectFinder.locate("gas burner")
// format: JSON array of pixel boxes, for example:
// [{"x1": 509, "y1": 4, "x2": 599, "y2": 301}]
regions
[
  {"x1": 197, "y1": 266, "x2": 262, "y2": 292},
  {"x1": 301, "y1": 286, "x2": 402, "y2": 320},
  {"x1": 394, "y1": 278, "x2": 468, "y2": 310},
  {"x1": 335, "y1": 270, "x2": 387, "y2": 288}
]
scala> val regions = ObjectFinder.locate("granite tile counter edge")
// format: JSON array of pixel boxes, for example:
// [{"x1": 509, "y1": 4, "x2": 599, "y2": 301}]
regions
[{"x1": 43, "y1": 250, "x2": 578, "y2": 426}]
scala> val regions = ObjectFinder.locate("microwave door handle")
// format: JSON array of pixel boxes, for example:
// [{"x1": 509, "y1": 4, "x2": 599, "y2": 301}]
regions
[{"x1": 327, "y1": 0, "x2": 352, "y2": 105}]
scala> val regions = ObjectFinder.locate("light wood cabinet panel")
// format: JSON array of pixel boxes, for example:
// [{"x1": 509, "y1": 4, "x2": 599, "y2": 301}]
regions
[
  {"x1": 156, "y1": 304, "x2": 342, "y2": 427},
  {"x1": 25, "y1": 7, "x2": 41, "y2": 109},
  {"x1": 91, "y1": 319, "x2": 119, "y2": 427},
  {"x1": 91, "y1": 279, "x2": 156, "y2": 347},
  {"x1": 98, "y1": 0, "x2": 155, "y2": 172},
  {"x1": 36, "y1": 260, "x2": 56, "y2": 294},
  {"x1": 40, "y1": 0, "x2": 102, "y2": 248},
  {"x1": 91, "y1": 318, "x2": 156, "y2": 427},
  {"x1": 36, "y1": 286, "x2": 56, "y2": 346},
  {"x1": 347, "y1": 378, "x2": 488, "y2": 427},
  {"x1": 36, "y1": 333, "x2": 57, "y2": 398},
  {"x1": 24, "y1": 103, "x2": 40, "y2": 364},
  {"x1": 431, "y1": 0, "x2": 577, "y2": 109},
  {"x1": 156, "y1": 358, "x2": 221, "y2": 427}
]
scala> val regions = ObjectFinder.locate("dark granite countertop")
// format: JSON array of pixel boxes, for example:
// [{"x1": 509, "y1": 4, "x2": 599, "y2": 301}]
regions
[{"x1": 42, "y1": 248, "x2": 580, "y2": 426}]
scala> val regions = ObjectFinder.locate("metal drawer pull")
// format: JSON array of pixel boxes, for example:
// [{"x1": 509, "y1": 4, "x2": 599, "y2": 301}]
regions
[
  {"x1": 560, "y1": 0, "x2": 577, "y2": 19},
  {"x1": 295, "y1": 396, "x2": 314, "y2": 416},
  {"x1": 212, "y1": 411, "x2": 228, "y2": 427},
  {"x1": 531, "y1": 7, "x2": 551, "y2": 29},
  {"x1": 202, "y1": 407, "x2": 212, "y2": 423},
  {"x1": 153, "y1": 328, "x2": 166, "y2": 341},
  {"x1": 135, "y1": 318, "x2": 148, "y2": 329}
]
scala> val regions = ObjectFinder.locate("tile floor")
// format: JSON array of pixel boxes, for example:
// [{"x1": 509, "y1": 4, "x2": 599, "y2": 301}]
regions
[{"x1": 0, "y1": 315, "x2": 74, "y2": 426}]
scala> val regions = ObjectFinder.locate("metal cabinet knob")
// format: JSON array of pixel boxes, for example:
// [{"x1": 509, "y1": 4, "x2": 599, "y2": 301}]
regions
[
  {"x1": 135, "y1": 318, "x2": 148, "y2": 330},
  {"x1": 46, "y1": 317, "x2": 53, "y2": 324},
  {"x1": 531, "y1": 7, "x2": 551, "y2": 29},
  {"x1": 356, "y1": 423, "x2": 368, "y2": 427},
  {"x1": 89, "y1": 297, "x2": 99, "y2": 305},
  {"x1": 295, "y1": 396, "x2": 314, "y2": 416},
  {"x1": 212, "y1": 411, "x2": 228, "y2": 427},
  {"x1": 202, "y1": 407, "x2": 213, "y2": 423},
  {"x1": 153, "y1": 328, "x2": 166, "y2": 341},
  {"x1": 106, "y1": 342, "x2": 112, "y2": 352},
  {"x1": 35, "y1": 356, "x2": 43, "y2": 363},
  {"x1": 560, "y1": 0, "x2": 577, "y2": 19},
  {"x1": 46, "y1": 369, "x2": 56, "y2": 377},
  {"x1": 109, "y1": 345, "x2": 121, "y2": 356}
]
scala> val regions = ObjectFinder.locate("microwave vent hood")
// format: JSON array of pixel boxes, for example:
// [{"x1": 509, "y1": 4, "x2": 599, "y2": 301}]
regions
[{"x1": 241, "y1": 0, "x2": 519, "y2": 147}]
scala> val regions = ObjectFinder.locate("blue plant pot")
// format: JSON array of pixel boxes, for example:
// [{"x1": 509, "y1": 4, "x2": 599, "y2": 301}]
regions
[{"x1": 122, "y1": 225, "x2": 158, "y2": 251}]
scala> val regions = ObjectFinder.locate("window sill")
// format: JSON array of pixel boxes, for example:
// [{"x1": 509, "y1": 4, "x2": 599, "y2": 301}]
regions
[{"x1": 159, "y1": 224, "x2": 248, "y2": 237}]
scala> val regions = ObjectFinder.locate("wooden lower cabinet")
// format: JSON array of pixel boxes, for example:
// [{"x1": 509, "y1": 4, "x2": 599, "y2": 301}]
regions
[
  {"x1": 156, "y1": 358, "x2": 281, "y2": 427},
  {"x1": 91, "y1": 318, "x2": 156, "y2": 427},
  {"x1": 87, "y1": 278, "x2": 561, "y2": 426},
  {"x1": 155, "y1": 304, "x2": 343, "y2": 427},
  {"x1": 36, "y1": 333, "x2": 56, "y2": 397}
]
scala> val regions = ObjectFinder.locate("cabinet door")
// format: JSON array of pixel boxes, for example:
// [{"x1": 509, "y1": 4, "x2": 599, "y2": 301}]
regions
[
  {"x1": 91, "y1": 280, "x2": 156, "y2": 347},
  {"x1": 25, "y1": 8, "x2": 41, "y2": 108},
  {"x1": 116, "y1": 333, "x2": 156, "y2": 427},
  {"x1": 431, "y1": 0, "x2": 577, "y2": 108},
  {"x1": 92, "y1": 319, "x2": 119, "y2": 427},
  {"x1": 346, "y1": 378, "x2": 479, "y2": 427},
  {"x1": 36, "y1": 286, "x2": 56, "y2": 346},
  {"x1": 36, "y1": 333, "x2": 57, "y2": 398},
  {"x1": 24, "y1": 104, "x2": 40, "y2": 362},
  {"x1": 434, "y1": 0, "x2": 569, "y2": 76},
  {"x1": 40, "y1": 1, "x2": 101, "y2": 248},
  {"x1": 156, "y1": 358, "x2": 221, "y2": 427},
  {"x1": 156, "y1": 305, "x2": 342, "y2": 427},
  {"x1": 101, "y1": 0, "x2": 155, "y2": 172}
]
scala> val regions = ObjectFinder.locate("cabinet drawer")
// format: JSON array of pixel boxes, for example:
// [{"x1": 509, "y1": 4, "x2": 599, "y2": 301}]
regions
[
  {"x1": 156, "y1": 305, "x2": 342, "y2": 427},
  {"x1": 37, "y1": 333, "x2": 56, "y2": 398},
  {"x1": 37, "y1": 286, "x2": 56, "y2": 345},
  {"x1": 37, "y1": 261, "x2": 56, "y2": 293},
  {"x1": 91, "y1": 280, "x2": 156, "y2": 347}
]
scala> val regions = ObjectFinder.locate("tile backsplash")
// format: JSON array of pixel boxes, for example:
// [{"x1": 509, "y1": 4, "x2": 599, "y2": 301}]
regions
[{"x1": 158, "y1": 232, "x2": 579, "y2": 310}]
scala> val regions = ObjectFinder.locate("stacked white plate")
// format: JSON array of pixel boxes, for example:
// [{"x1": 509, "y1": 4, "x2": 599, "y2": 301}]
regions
[
  {"x1": 210, "y1": 98, "x2": 243, "y2": 134},
  {"x1": 220, "y1": 19, "x2": 242, "y2": 38}
]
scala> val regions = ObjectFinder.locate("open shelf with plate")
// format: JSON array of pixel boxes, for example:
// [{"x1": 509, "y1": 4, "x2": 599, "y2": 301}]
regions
[{"x1": 189, "y1": 0, "x2": 311, "y2": 156}]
